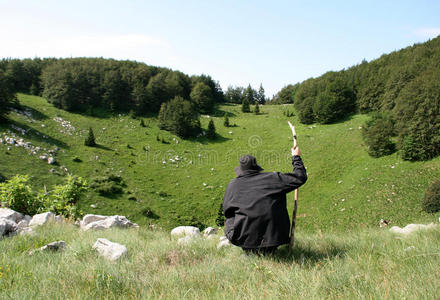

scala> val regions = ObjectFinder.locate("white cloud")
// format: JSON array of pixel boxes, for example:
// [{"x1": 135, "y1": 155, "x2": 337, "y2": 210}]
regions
[{"x1": 414, "y1": 28, "x2": 440, "y2": 39}]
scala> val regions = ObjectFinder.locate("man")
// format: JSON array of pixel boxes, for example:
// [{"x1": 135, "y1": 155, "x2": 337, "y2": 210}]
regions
[{"x1": 223, "y1": 146, "x2": 307, "y2": 255}]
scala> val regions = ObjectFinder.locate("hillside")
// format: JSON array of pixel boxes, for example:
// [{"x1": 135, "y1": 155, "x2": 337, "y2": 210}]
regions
[
  {"x1": 1, "y1": 94, "x2": 439, "y2": 231},
  {"x1": 1, "y1": 222, "x2": 440, "y2": 299}
]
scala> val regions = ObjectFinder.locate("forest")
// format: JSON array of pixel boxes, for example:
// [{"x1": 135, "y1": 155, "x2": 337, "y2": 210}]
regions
[{"x1": 273, "y1": 36, "x2": 440, "y2": 161}]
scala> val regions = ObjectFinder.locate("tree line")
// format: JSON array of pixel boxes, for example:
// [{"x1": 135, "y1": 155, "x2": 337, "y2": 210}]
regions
[{"x1": 272, "y1": 36, "x2": 440, "y2": 161}]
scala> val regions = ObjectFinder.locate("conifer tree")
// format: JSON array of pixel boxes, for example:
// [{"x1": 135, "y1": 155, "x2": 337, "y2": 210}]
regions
[
  {"x1": 223, "y1": 113, "x2": 230, "y2": 127},
  {"x1": 84, "y1": 127, "x2": 96, "y2": 147},
  {"x1": 207, "y1": 119, "x2": 216, "y2": 139},
  {"x1": 242, "y1": 98, "x2": 250, "y2": 113},
  {"x1": 254, "y1": 103, "x2": 260, "y2": 114}
]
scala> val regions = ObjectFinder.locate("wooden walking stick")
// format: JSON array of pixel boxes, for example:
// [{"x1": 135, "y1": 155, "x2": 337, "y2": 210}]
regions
[{"x1": 288, "y1": 121, "x2": 298, "y2": 252}]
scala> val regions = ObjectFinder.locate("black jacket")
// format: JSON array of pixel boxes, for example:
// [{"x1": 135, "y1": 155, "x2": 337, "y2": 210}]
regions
[{"x1": 223, "y1": 156, "x2": 307, "y2": 248}]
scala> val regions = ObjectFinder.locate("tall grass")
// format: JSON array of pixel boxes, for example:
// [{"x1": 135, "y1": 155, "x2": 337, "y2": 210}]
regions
[{"x1": 1, "y1": 223, "x2": 440, "y2": 299}]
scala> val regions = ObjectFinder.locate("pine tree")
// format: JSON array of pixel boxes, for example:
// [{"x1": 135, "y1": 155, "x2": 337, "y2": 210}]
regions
[
  {"x1": 223, "y1": 113, "x2": 230, "y2": 127},
  {"x1": 254, "y1": 103, "x2": 260, "y2": 114},
  {"x1": 84, "y1": 127, "x2": 96, "y2": 147},
  {"x1": 207, "y1": 119, "x2": 216, "y2": 139},
  {"x1": 140, "y1": 119, "x2": 146, "y2": 127},
  {"x1": 242, "y1": 98, "x2": 250, "y2": 113}
]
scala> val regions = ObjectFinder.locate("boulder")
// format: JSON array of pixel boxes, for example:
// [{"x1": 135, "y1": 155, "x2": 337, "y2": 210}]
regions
[
  {"x1": 0, "y1": 208, "x2": 24, "y2": 223},
  {"x1": 93, "y1": 238, "x2": 127, "y2": 261},
  {"x1": 0, "y1": 218, "x2": 17, "y2": 236},
  {"x1": 389, "y1": 223, "x2": 437, "y2": 235},
  {"x1": 217, "y1": 236, "x2": 232, "y2": 249},
  {"x1": 47, "y1": 157, "x2": 56, "y2": 164},
  {"x1": 81, "y1": 215, "x2": 138, "y2": 231},
  {"x1": 29, "y1": 212, "x2": 55, "y2": 226},
  {"x1": 170, "y1": 226, "x2": 201, "y2": 237},
  {"x1": 202, "y1": 227, "x2": 218, "y2": 237},
  {"x1": 29, "y1": 241, "x2": 66, "y2": 255}
]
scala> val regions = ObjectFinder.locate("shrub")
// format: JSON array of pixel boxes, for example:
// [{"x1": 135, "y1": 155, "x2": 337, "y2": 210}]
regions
[
  {"x1": 90, "y1": 172, "x2": 125, "y2": 196},
  {"x1": 40, "y1": 175, "x2": 88, "y2": 219},
  {"x1": 223, "y1": 113, "x2": 230, "y2": 127},
  {"x1": 207, "y1": 119, "x2": 216, "y2": 140},
  {"x1": 422, "y1": 180, "x2": 440, "y2": 213},
  {"x1": 158, "y1": 96, "x2": 201, "y2": 138},
  {"x1": 0, "y1": 175, "x2": 40, "y2": 215},
  {"x1": 361, "y1": 113, "x2": 396, "y2": 158},
  {"x1": 84, "y1": 127, "x2": 96, "y2": 147},
  {"x1": 215, "y1": 203, "x2": 225, "y2": 226},
  {"x1": 241, "y1": 98, "x2": 250, "y2": 113},
  {"x1": 254, "y1": 103, "x2": 260, "y2": 114},
  {"x1": 190, "y1": 82, "x2": 214, "y2": 114},
  {"x1": 140, "y1": 119, "x2": 146, "y2": 127}
]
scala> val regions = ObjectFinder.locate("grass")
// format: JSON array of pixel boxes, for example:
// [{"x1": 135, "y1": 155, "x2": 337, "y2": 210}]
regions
[
  {"x1": 1, "y1": 223, "x2": 440, "y2": 299},
  {"x1": 0, "y1": 94, "x2": 439, "y2": 231}
]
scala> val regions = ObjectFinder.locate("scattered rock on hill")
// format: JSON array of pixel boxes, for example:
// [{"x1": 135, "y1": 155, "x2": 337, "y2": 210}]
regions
[
  {"x1": 29, "y1": 241, "x2": 66, "y2": 255},
  {"x1": 202, "y1": 227, "x2": 218, "y2": 238},
  {"x1": 170, "y1": 226, "x2": 201, "y2": 237},
  {"x1": 0, "y1": 218, "x2": 17, "y2": 237},
  {"x1": 0, "y1": 208, "x2": 24, "y2": 223},
  {"x1": 389, "y1": 223, "x2": 437, "y2": 235},
  {"x1": 217, "y1": 236, "x2": 232, "y2": 249},
  {"x1": 93, "y1": 238, "x2": 127, "y2": 261},
  {"x1": 29, "y1": 212, "x2": 56, "y2": 227},
  {"x1": 80, "y1": 214, "x2": 139, "y2": 231}
]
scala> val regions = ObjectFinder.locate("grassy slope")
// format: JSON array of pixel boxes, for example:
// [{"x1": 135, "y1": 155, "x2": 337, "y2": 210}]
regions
[
  {"x1": 1, "y1": 94, "x2": 439, "y2": 231},
  {"x1": 1, "y1": 223, "x2": 440, "y2": 299}
]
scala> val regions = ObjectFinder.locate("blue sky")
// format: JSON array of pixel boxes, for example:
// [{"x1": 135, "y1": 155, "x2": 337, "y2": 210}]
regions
[{"x1": 1, "y1": 0, "x2": 439, "y2": 96}]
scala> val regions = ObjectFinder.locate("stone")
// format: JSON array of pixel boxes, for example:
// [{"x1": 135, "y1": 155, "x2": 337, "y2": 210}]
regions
[
  {"x1": 171, "y1": 226, "x2": 201, "y2": 237},
  {"x1": 29, "y1": 212, "x2": 55, "y2": 226},
  {"x1": 202, "y1": 227, "x2": 218, "y2": 237},
  {"x1": 47, "y1": 157, "x2": 56, "y2": 164},
  {"x1": 81, "y1": 215, "x2": 138, "y2": 231},
  {"x1": 17, "y1": 219, "x2": 30, "y2": 230},
  {"x1": 389, "y1": 223, "x2": 437, "y2": 235},
  {"x1": 39, "y1": 154, "x2": 48, "y2": 160},
  {"x1": 93, "y1": 238, "x2": 127, "y2": 261},
  {"x1": 19, "y1": 227, "x2": 35, "y2": 236},
  {"x1": 29, "y1": 241, "x2": 66, "y2": 255},
  {"x1": 0, "y1": 208, "x2": 24, "y2": 223},
  {"x1": 0, "y1": 218, "x2": 17, "y2": 236},
  {"x1": 217, "y1": 236, "x2": 232, "y2": 249}
]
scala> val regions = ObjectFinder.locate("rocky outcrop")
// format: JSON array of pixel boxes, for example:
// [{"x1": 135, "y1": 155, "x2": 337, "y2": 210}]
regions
[
  {"x1": 93, "y1": 238, "x2": 127, "y2": 261},
  {"x1": 0, "y1": 208, "x2": 24, "y2": 223},
  {"x1": 29, "y1": 212, "x2": 56, "y2": 226},
  {"x1": 80, "y1": 214, "x2": 139, "y2": 231},
  {"x1": 170, "y1": 226, "x2": 201, "y2": 237},
  {"x1": 389, "y1": 223, "x2": 437, "y2": 235}
]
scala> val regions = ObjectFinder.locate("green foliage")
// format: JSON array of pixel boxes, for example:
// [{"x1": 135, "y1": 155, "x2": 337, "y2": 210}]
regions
[
  {"x1": 256, "y1": 84, "x2": 266, "y2": 105},
  {"x1": 139, "y1": 119, "x2": 146, "y2": 127},
  {"x1": 84, "y1": 127, "x2": 96, "y2": 147},
  {"x1": 422, "y1": 180, "x2": 440, "y2": 213},
  {"x1": 190, "y1": 82, "x2": 214, "y2": 114},
  {"x1": 40, "y1": 175, "x2": 88, "y2": 219},
  {"x1": 215, "y1": 203, "x2": 225, "y2": 226},
  {"x1": 207, "y1": 119, "x2": 216, "y2": 139},
  {"x1": 361, "y1": 113, "x2": 396, "y2": 157},
  {"x1": 158, "y1": 96, "x2": 201, "y2": 138},
  {"x1": 0, "y1": 69, "x2": 16, "y2": 123},
  {"x1": 225, "y1": 86, "x2": 244, "y2": 103},
  {"x1": 0, "y1": 175, "x2": 39, "y2": 215},
  {"x1": 223, "y1": 112, "x2": 230, "y2": 127},
  {"x1": 90, "y1": 172, "x2": 126, "y2": 196},
  {"x1": 241, "y1": 98, "x2": 250, "y2": 113},
  {"x1": 254, "y1": 103, "x2": 260, "y2": 114},
  {"x1": 273, "y1": 84, "x2": 299, "y2": 104}
]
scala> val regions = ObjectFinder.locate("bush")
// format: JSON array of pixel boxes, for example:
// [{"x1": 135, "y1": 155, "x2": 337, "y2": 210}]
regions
[
  {"x1": 84, "y1": 127, "x2": 96, "y2": 147},
  {"x1": 223, "y1": 113, "x2": 230, "y2": 127},
  {"x1": 90, "y1": 172, "x2": 126, "y2": 196},
  {"x1": 158, "y1": 96, "x2": 201, "y2": 138},
  {"x1": 254, "y1": 103, "x2": 260, "y2": 114},
  {"x1": 241, "y1": 98, "x2": 250, "y2": 113},
  {"x1": 40, "y1": 175, "x2": 88, "y2": 219},
  {"x1": 422, "y1": 180, "x2": 440, "y2": 213},
  {"x1": 361, "y1": 113, "x2": 396, "y2": 157},
  {"x1": 207, "y1": 119, "x2": 216, "y2": 140},
  {"x1": 190, "y1": 82, "x2": 214, "y2": 114},
  {"x1": 0, "y1": 175, "x2": 40, "y2": 215}
]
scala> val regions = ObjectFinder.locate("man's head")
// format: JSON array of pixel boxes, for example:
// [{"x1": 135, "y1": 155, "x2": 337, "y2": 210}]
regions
[{"x1": 234, "y1": 154, "x2": 263, "y2": 176}]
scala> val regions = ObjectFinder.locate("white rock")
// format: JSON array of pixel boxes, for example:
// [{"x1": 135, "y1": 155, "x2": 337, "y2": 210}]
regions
[
  {"x1": 81, "y1": 215, "x2": 138, "y2": 231},
  {"x1": 29, "y1": 241, "x2": 66, "y2": 255},
  {"x1": 80, "y1": 214, "x2": 108, "y2": 227},
  {"x1": 29, "y1": 212, "x2": 55, "y2": 226},
  {"x1": 39, "y1": 155, "x2": 48, "y2": 160},
  {"x1": 93, "y1": 238, "x2": 127, "y2": 261},
  {"x1": 389, "y1": 223, "x2": 437, "y2": 235},
  {"x1": 217, "y1": 236, "x2": 232, "y2": 249},
  {"x1": 171, "y1": 226, "x2": 201, "y2": 237},
  {"x1": 19, "y1": 227, "x2": 35, "y2": 236},
  {"x1": 17, "y1": 219, "x2": 30, "y2": 230},
  {"x1": 202, "y1": 227, "x2": 218, "y2": 237},
  {"x1": 0, "y1": 208, "x2": 24, "y2": 223},
  {"x1": 0, "y1": 218, "x2": 17, "y2": 236},
  {"x1": 47, "y1": 157, "x2": 56, "y2": 164},
  {"x1": 90, "y1": 204, "x2": 97, "y2": 209}
]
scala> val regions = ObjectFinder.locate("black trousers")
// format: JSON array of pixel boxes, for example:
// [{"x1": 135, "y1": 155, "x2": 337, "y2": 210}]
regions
[{"x1": 242, "y1": 246, "x2": 278, "y2": 255}]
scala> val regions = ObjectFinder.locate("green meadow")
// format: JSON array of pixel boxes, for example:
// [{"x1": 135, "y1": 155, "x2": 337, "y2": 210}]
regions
[{"x1": 1, "y1": 94, "x2": 439, "y2": 231}]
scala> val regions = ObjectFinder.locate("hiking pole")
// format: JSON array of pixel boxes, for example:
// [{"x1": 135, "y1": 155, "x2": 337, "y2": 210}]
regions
[{"x1": 288, "y1": 121, "x2": 298, "y2": 252}]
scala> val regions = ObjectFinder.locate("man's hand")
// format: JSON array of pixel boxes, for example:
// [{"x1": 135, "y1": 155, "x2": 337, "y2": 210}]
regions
[{"x1": 291, "y1": 146, "x2": 301, "y2": 156}]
